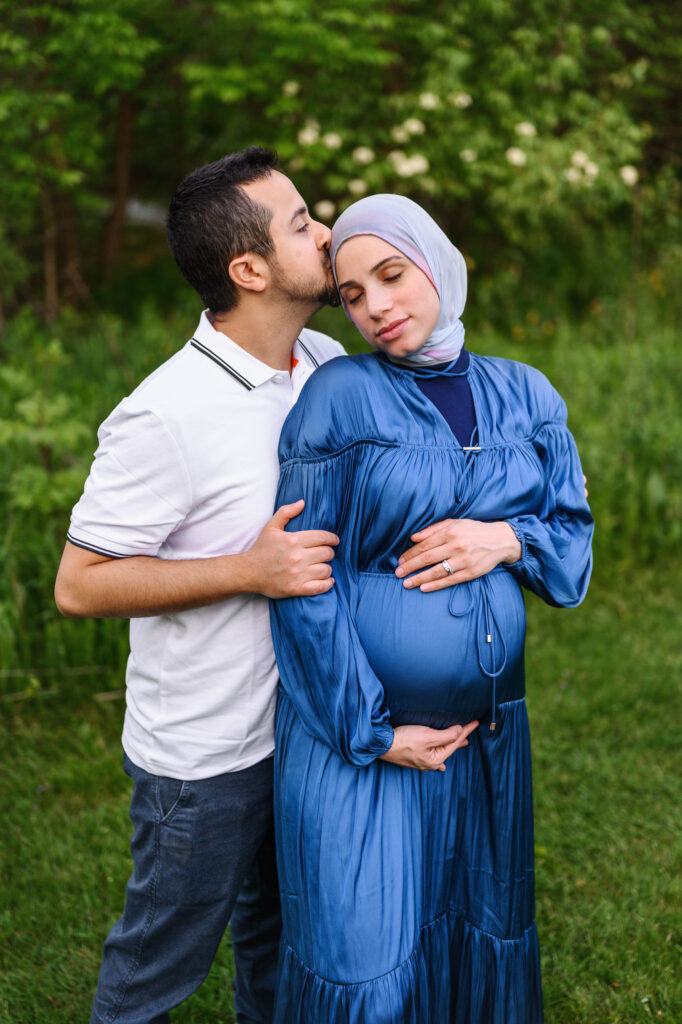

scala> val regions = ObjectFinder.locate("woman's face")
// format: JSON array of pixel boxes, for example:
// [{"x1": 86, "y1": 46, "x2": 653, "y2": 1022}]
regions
[{"x1": 334, "y1": 235, "x2": 440, "y2": 358}]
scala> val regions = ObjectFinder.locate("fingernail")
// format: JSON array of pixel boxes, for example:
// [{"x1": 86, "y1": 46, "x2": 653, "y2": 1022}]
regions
[
  {"x1": 403, "y1": 579, "x2": 414, "y2": 589},
  {"x1": 395, "y1": 567, "x2": 404, "y2": 578},
  {"x1": 398, "y1": 555, "x2": 405, "y2": 565}
]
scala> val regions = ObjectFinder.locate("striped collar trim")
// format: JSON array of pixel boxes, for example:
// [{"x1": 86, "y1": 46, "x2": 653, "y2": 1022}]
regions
[
  {"x1": 295, "y1": 337, "x2": 319, "y2": 368},
  {"x1": 191, "y1": 338, "x2": 255, "y2": 390},
  {"x1": 189, "y1": 311, "x2": 321, "y2": 389}
]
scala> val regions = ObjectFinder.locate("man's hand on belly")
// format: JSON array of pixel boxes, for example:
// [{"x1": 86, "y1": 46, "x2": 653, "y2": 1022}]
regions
[
  {"x1": 395, "y1": 519, "x2": 522, "y2": 592},
  {"x1": 379, "y1": 721, "x2": 479, "y2": 772}
]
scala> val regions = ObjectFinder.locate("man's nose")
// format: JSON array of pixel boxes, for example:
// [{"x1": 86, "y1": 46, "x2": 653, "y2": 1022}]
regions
[{"x1": 315, "y1": 221, "x2": 332, "y2": 250}]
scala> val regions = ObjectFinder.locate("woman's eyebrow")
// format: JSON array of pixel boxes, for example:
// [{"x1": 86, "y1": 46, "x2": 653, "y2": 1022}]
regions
[{"x1": 338, "y1": 255, "x2": 406, "y2": 289}]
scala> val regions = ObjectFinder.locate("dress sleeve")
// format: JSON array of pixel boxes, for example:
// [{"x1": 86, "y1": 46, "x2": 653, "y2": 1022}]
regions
[
  {"x1": 269, "y1": 445, "x2": 395, "y2": 767},
  {"x1": 505, "y1": 396, "x2": 593, "y2": 608}
]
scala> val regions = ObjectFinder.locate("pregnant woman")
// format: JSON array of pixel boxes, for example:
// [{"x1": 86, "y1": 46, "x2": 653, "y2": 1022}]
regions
[{"x1": 269, "y1": 194, "x2": 593, "y2": 1023}]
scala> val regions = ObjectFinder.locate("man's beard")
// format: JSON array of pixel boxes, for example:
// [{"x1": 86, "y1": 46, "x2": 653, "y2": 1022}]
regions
[{"x1": 269, "y1": 252, "x2": 341, "y2": 308}]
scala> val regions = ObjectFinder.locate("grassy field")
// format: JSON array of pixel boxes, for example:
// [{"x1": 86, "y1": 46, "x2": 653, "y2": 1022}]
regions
[
  {"x1": 1, "y1": 565, "x2": 680, "y2": 1023},
  {"x1": 1, "y1": 287, "x2": 680, "y2": 1019}
]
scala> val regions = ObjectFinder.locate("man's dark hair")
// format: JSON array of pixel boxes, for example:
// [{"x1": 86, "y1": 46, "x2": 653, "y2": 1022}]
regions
[{"x1": 167, "y1": 147, "x2": 279, "y2": 313}]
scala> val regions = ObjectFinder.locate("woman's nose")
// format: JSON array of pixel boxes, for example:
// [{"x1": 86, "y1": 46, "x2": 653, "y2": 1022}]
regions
[{"x1": 366, "y1": 285, "x2": 392, "y2": 319}]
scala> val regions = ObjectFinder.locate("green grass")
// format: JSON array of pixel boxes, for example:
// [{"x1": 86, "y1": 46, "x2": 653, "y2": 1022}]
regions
[{"x1": 1, "y1": 567, "x2": 680, "y2": 1022}]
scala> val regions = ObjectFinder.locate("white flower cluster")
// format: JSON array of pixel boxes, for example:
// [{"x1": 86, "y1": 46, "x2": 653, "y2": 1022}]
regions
[
  {"x1": 448, "y1": 92, "x2": 473, "y2": 109},
  {"x1": 282, "y1": 80, "x2": 300, "y2": 97},
  {"x1": 348, "y1": 179, "x2": 368, "y2": 196},
  {"x1": 460, "y1": 149, "x2": 477, "y2": 163},
  {"x1": 313, "y1": 200, "x2": 336, "y2": 220},
  {"x1": 505, "y1": 147, "x2": 527, "y2": 167},
  {"x1": 391, "y1": 118, "x2": 425, "y2": 143},
  {"x1": 297, "y1": 120, "x2": 319, "y2": 146},
  {"x1": 515, "y1": 121, "x2": 537, "y2": 137},
  {"x1": 619, "y1": 165, "x2": 639, "y2": 186},
  {"x1": 297, "y1": 126, "x2": 342, "y2": 151},
  {"x1": 403, "y1": 117, "x2": 426, "y2": 136},
  {"x1": 564, "y1": 150, "x2": 600, "y2": 184},
  {"x1": 419, "y1": 92, "x2": 440, "y2": 110},
  {"x1": 352, "y1": 146, "x2": 375, "y2": 165},
  {"x1": 389, "y1": 151, "x2": 430, "y2": 177}
]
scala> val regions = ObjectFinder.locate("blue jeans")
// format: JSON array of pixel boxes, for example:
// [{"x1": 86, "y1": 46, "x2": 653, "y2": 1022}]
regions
[{"x1": 90, "y1": 754, "x2": 281, "y2": 1024}]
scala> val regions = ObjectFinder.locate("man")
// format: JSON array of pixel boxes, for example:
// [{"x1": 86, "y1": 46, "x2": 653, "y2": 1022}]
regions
[{"x1": 56, "y1": 148, "x2": 475, "y2": 1024}]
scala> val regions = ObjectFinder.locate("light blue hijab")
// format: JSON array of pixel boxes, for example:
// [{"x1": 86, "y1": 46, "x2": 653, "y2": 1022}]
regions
[{"x1": 330, "y1": 194, "x2": 467, "y2": 366}]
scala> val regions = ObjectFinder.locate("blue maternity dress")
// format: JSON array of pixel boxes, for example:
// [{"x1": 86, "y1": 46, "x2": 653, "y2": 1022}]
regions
[{"x1": 270, "y1": 350, "x2": 593, "y2": 1024}]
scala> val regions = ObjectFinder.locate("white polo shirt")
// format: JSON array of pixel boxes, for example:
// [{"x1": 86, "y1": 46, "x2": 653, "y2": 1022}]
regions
[{"x1": 68, "y1": 311, "x2": 345, "y2": 779}]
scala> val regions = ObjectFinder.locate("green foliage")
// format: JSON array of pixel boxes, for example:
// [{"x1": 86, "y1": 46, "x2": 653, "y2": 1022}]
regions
[
  {"x1": 0, "y1": 0, "x2": 679, "y2": 317},
  {"x1": 0, "y1": 286, "x2": 678, "y2": 686}
]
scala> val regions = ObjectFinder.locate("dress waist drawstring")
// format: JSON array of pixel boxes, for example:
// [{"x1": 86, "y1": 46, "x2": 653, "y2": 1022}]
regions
[{"x1": 448, "y1": 573, "x2": 508, "y2": 731}]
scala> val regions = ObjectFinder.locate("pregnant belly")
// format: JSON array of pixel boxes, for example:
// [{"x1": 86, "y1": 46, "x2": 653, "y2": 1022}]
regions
[{"x1": 355, "y1": 567, "x2": 526, "y2": 725}]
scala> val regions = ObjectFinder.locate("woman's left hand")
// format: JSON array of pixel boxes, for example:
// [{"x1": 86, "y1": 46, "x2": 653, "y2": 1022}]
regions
[{"x1": 395, "y1": 518, "x2": 522, "y2": 591}]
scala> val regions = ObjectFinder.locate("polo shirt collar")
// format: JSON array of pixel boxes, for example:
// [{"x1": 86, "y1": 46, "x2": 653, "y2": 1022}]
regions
[{"x1": 191, "y1": 310, "x2": 286, "y2": 390}]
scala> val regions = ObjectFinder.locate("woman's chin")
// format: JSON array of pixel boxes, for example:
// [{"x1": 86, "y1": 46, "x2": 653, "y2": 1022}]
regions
[
  {"x1": 378, "y1": 338, "x2": 426, "y2": 358},
  {"x1": 369, "y1": 329, "x2": 428, "y2": 359}
]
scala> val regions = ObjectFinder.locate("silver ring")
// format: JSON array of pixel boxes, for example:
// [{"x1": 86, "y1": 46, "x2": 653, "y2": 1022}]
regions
[{"x1": 441, "y1": 559, "x2": 454, "y2": 575}]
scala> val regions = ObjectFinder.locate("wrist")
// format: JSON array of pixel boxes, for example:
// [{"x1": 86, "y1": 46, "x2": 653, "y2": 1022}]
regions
[
  {"x1": 496, "y1": 522, "x2": 522, "y2": 564},
  {"x1": 222, "y1": 550, "x2": 259, "y2": 597},
  {"x1": 378, "y1": 727, "x2": 398, "y2": 761}
]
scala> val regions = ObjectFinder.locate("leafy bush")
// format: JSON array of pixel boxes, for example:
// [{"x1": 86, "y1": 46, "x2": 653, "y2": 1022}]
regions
[{"x1": 1, "y1": 276, "x2": 679, "y2": 689}]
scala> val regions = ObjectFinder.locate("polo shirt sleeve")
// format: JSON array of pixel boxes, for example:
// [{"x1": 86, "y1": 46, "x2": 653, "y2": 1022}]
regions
[{"x1": 68, "y1": 403, "x2": 192, "y2": 558}]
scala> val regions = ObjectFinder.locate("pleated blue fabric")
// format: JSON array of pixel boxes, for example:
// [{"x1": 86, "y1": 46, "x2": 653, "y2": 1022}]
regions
[{"x1": 270, "y1": 351, "x2": 593, "y2": 1023}]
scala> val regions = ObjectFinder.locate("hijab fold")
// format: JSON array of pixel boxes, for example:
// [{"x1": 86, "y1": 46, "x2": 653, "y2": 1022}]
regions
[{"x1": 331, "y1": 194, "x2": 467, "y2": 366}]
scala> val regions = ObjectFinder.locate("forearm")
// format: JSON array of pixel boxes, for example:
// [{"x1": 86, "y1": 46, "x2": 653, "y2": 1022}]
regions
[
  {"x1": 55, "y1": 549, "x2": 259, "y2": 619},
  {"x1": 56, "y1": 501, "x2": 338, "y2": 619}
]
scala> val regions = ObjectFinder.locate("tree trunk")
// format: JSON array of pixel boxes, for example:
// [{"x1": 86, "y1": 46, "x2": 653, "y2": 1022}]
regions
[
  {"x1": 57, "y1": 191, "x2": 91, "y2": 305},
  {"x1": 42, "y1": 187, "x2": 58, "y2": 321},
  {"x1": 102, "y1": 92, "x2": 136, "y2": 279}
]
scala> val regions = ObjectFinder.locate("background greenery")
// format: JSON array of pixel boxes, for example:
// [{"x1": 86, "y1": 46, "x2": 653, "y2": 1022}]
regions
[{"x1": 0, "y1": 1, "x2": 680, "y2": 1020}]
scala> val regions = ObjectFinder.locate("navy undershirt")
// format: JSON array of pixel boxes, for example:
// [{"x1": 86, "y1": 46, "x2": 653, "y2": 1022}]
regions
[{"x1": 414, "y1": 349, "x2": 478, "y2": 447}]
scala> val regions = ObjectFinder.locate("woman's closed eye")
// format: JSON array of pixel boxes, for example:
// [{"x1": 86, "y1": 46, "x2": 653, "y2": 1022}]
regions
[{"x1": 346, "y1": 273, "x2": 402, "y2": 305}]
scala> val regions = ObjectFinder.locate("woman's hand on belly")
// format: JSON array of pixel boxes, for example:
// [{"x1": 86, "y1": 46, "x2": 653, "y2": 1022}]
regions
[
  {"x1": 395, "y1": 518, "x2": 521, "y2": 592},
  {"x1": 379, "y1": 721, "x2": 479, "y2": 772}
]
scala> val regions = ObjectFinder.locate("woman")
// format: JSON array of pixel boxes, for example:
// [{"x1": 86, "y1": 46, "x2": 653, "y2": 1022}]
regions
[{"x1": 269, "y1": 194, "x2": 593, "y2": 1023}]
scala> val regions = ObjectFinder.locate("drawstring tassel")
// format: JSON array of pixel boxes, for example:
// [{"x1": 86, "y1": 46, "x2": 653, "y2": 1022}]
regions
[
  {"x1": 478, "y1": 579, "x2": 506, "y2": 733},
  {"x1": 486, "y1": 632, "x2": 497, "y2": 730}
]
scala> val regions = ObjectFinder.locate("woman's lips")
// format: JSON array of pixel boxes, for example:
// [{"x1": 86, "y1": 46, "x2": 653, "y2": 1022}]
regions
[{"x1": 377, "y1": 317, "x2": 409, "y2": 342}]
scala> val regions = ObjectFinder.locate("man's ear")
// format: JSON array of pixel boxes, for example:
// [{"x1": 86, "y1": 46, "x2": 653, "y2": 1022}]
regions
[{"x1": 228, "y1": 253, "x2": 268, "y2": 294}]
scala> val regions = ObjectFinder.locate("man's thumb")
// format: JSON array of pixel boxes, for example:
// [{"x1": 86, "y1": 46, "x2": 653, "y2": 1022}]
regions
[{"x1": 270, "y1": 499, "x2": 305, "y2": 529}]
